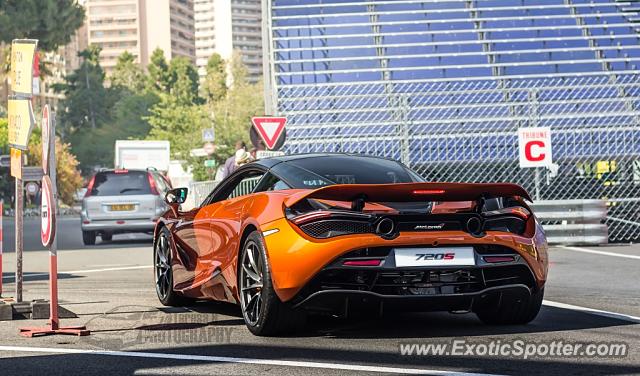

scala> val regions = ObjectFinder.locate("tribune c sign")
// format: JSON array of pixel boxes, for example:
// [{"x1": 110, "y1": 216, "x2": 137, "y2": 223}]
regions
[{"x1": 518, "y1": 127, "x2": 553, "y2": 168}]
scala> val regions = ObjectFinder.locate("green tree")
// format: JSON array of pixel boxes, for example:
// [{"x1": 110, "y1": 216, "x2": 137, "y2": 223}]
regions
[
  {"x1": 54, "y1": 46, "x2": 112, "y2": 136},
  {"x1": 53, "y1": 46, "x2": 122, "y2": 172},
  {"x1": 147, "y1": 95, "x2": 209, "y2": 160},
  {"x1": 147, "y1": 48, "x2": 170, "y2": 93},
  {"x1": 168, "y1": 57, "x2": 200, "y2": 104},
  {"x1": 229, "y1": 50, "x2": 250, "y2": 88},
  {"x1": 202, "y1": 53, "x2": 227, "y2": 103},
  {"x1": 207, "y1": 53, "x2": 264, "y2": 166},
  {"x1": 110, "y1": 51, "x2": 145, "y2": 92},
  {"x1": 0, "y1": 0, "x2": 85, "y2": 51}
]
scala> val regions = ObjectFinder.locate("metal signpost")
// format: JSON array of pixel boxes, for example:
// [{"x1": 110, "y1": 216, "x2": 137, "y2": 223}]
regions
[
  {"x1": 8, "y1": 39, "x2": 38, "y2": 303},
  {"x1": 19, "y1": 107, "x2": 89, "y2": 337}
]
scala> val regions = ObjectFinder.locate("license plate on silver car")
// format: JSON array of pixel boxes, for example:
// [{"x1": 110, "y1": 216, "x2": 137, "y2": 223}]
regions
[{"x1": 394, "y1": 247, "x2": 476, "y2": 267}]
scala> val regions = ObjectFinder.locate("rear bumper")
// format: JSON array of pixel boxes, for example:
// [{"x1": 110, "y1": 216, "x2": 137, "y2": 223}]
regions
[
  {"x1": 294, "y1": 284, "x2": 531, "y2": 313},
  {"x1": 81, "y1": 219, "x2": 157, "y2": 233},
  {"x1": 261, "y1": 218, "x2": 548, "y2": 303}
]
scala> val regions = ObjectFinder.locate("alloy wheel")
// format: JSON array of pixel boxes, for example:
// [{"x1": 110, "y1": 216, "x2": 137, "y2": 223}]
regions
[
  {"x1": 155, "y1": 233, "x2": 171, "y2": 300},
  {"x1": 240, "y1": 240, "x2": 264, "y2": 326}
]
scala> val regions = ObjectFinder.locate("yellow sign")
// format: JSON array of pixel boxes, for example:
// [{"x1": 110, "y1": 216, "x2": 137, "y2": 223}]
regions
[
  {"x1": 10, "y1": 40, "x2": 37, "y2": 95},
  {"x1": 7, "y1": 98, "x2": 35, "y2": 150},
  {"x1": 10, "y1": 148, "x2": 22, "y2": 179}
]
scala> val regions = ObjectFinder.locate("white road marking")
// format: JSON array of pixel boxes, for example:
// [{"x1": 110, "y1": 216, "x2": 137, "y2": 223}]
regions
[
  {"x1": 543, "y1": 300, "x2": 640, "y2": 324},
  {"x1": 558, "y1": 245, "x2": 640, "y2": 260},
  {"x1": 1, "y1": 265, "x2": 152, "y2": 281},
  {"x1": 0, "y1": 345, "x2": 500, "y2": 376}
]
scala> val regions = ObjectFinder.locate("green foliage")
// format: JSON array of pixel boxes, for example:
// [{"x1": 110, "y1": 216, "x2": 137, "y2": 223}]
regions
[
  {"x1": 110, "y1": 51, "x2": 145, "y2": 92},
  {"x1": 147, "y1": 95, "x2": 210, "y2": 160},
  {"x1": 0, "y1": 0, "x2": 85, "y2": 51},
  {"x1": 168, "y1": 57, "x2": 201, "y2": 105},
  {"x1": 202, "y1": 53, "x2": 227, "y2": 103},
  {"x1": 54, "y1": 46, "x2": 112, "y2": 135},
  {"x1": 51, "y1": 45, "x2": 264, "y2": 180},
  {"x1": 207, "y1": 52, "x2": 264, "y2": 166},
  {"x1": 147, "y1": 48, "x2": 170, "y2": 93}
]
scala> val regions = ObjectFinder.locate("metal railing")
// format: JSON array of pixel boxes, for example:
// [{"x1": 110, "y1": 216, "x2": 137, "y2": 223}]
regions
[{"x1": 531, "y1": 200, "x2": 609, "y2": 245}]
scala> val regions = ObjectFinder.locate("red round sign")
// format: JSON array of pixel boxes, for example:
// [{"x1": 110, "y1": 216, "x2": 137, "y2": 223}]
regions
[{"x1": 41, "y1": 175, "x2": 56, "y2": 247}]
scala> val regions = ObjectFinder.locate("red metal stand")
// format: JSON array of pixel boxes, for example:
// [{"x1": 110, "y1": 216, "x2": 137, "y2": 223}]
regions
[
  {"x1": 19, "y1": 325, "x2": 90, "y2": 337},
  {"x1": 18, "y1": 255, "x2": 89, "y2": 337}
]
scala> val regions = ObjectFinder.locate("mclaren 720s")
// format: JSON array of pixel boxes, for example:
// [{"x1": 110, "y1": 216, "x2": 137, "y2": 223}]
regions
[{"x1": 153, "y1": 153, "x2": 548, "y2": 336}]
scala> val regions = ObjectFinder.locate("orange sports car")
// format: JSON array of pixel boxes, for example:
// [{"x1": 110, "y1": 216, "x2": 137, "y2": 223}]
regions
[{"x1": 154, "y1": 154, "x2": 548, "y2": 336}]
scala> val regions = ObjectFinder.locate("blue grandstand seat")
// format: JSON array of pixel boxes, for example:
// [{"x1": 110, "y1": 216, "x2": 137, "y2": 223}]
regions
[{"x1": 272, "y1": 0, "x2": 640, "y2": 165}]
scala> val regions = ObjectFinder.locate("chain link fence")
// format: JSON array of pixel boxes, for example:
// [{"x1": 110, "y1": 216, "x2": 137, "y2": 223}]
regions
[{"x1": 274, "y1": 73, "x2": 640, "y2": 243}]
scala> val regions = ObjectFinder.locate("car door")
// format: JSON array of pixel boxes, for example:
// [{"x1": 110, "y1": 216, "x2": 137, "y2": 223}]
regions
[
  {"x1": 171, "y1": 207, "x2": 216, "y2": 290},
  {"x1": 190, "y1": 168, "x2": 266, "y2": 297}
]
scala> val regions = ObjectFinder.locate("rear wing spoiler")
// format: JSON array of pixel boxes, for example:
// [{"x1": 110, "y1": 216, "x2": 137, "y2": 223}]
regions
[{"x1": 284, "y1": 182, "x2": 531, "y2": 208}]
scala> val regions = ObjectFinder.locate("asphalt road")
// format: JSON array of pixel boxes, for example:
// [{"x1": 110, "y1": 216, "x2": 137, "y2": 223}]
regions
[
  {"x1": 0, "y1": 230, "x2": 638, "y2": 375},
  {"x1": 1, "y1": 216, "x2": 152, "y2": 252}
]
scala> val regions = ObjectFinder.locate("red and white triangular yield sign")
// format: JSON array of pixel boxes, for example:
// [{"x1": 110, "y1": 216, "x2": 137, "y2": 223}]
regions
[{"x1": 251, "y1": 116, "x2": 287, "y2": 150}]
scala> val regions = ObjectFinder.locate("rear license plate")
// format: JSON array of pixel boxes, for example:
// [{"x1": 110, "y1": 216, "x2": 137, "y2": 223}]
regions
[
  {"x1": 394, "y1": 247, "x2": 476, "y2": 267},
  {"x1": 109, "y1": 204, "x2": 135, "y2": 211}
]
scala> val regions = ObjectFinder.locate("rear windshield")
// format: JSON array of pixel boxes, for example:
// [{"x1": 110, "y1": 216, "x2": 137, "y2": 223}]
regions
[
  {"x1": 274, "y1": 156, "x2": 423, "y2": 189},
  {"x1": 90, "y1": 171, "x2": 151, "y2": 196}
]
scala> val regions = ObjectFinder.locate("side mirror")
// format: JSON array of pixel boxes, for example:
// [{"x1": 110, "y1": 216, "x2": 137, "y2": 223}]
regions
[{"x1": 165, "y1": 188, "x2": 188, "y2": 205}]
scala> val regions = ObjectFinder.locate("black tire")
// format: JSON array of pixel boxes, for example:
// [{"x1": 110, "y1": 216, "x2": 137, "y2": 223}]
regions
[
  {"x1": 239, "y1": 231, "x2": 306, "y2": 336},
  {"x1": 101, "y1": 233, "x2": 113, "y2": 242},
  {"x1": 154, "y1": 227, "x2": 192, "y2": 306},
  {"x1": 82, "y1": 231, "x2": 96, "y2": 246},
  {"x1": 475, "y1": 287, "x2": 544, "y2": 325}
]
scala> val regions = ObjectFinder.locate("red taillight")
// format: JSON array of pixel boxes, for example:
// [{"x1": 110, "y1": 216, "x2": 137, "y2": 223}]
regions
[
  {"x1": 148, "y1": 173, "x2": 159, "y2": 195},
  {"x1": 114, "y1": 169, "x2": 129, "y2": 174},
  {"x1": 84, "y1": 176, "x2": 96, "y2": 198},
  {"x1": 509, "y1": 207, "x2": 531, "y2": 220},
  {"x1": 291, "y1": 211, "x2": 334, "y2": 225},
  {"x1": 413, "y1": 189, "x2": 445, "y2": 195},
  {"x1": 343, "y1": 259, "x2": 382, "y2": 267},
  {"x1": 483, "y1": 256, "x2": 516, "y2": 263}
]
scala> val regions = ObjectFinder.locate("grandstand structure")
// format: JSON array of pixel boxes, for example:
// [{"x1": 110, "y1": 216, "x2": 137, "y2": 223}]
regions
[{"x1": 262, "y1": 0, "x2": 640, "y2": 242}]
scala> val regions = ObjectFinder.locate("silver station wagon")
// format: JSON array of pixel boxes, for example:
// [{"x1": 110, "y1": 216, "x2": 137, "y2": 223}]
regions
[{"x1": 81, "y1": 169, "x2": 171, "y2": 245}]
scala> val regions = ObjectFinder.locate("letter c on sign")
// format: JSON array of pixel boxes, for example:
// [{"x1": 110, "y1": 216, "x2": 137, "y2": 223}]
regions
[{"x1": 525, "y1": 140, "x2": 546, "y2": 162}]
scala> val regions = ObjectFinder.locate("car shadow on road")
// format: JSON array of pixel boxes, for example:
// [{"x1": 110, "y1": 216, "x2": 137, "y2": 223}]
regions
[
  {"x1": 170, "y1": 299, "x2": 638, "y2": 340},
  {"x1": 300, "y1": 306, "x2": 638, "y2": 339}
]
